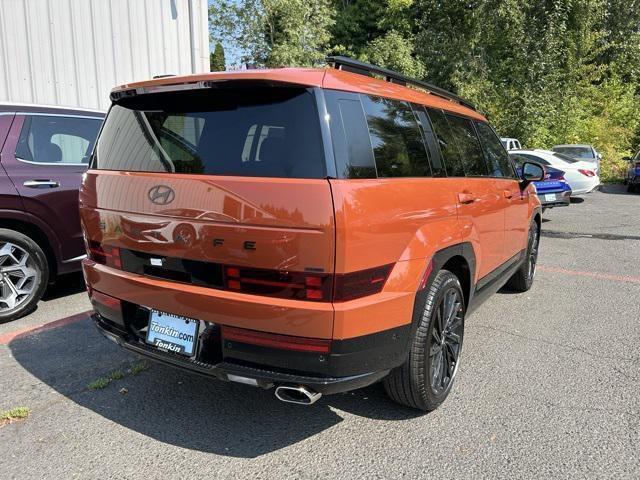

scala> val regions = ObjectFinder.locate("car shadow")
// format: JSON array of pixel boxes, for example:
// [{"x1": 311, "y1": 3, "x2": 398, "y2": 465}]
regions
[
  {"x1": 42, "y1": 272, "x2": 86, "y2": 301},
  {"x1": 599, "y1": 184, "x2": 636, "y2": 196},
  {"x1": 569, "y1": 197, "x2": 585, "y2": 204},
  {"x1": 9, "y1": 316, "x2": 420, "y2": 457}
]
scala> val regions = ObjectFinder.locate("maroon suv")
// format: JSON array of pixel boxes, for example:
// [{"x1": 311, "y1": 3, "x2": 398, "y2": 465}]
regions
[{"x1": 0, "y1": 103, "x2": 104, "y2": 321}]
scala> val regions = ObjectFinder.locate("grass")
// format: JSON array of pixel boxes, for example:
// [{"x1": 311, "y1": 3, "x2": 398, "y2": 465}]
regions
[
  {"x1": 87, "y1": 361, "x2": 150, "y2": 391},
  {"x1": 0, "y1": 407, "x2": 31, "y2": 426},
  {"x1": 87, "y1": 377, "x2": 111, "y2": 391},
  {"x1": 129, "y1": 361, "x2": 149, "y2": 375}
]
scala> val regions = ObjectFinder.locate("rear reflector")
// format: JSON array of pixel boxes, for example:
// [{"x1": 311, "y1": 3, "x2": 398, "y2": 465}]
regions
[
  {"x1": 578, "y1": 169, "x2": 595, "y2": 177},
  {"x1": 221, "y1": 326, "x2": 331, "y2": 353},
  {"x1": 90, "y1": 289, "x2": 122, "y2": 311}
]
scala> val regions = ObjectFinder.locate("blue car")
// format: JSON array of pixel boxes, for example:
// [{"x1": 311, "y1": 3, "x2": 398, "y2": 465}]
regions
[
  {"x1": 625, "y1": 151, "x2": 640, "y2": 193},
  {"x1": 511, "y1": 153, "x2": 572, "y2": 209}
]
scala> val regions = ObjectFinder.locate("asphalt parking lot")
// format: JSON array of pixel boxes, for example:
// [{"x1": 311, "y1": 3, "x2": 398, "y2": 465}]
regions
[{"x1": 1, "y1": 185, "x2": 638, "y2": 479}]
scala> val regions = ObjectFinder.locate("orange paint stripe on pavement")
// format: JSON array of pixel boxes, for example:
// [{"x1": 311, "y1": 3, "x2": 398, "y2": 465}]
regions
[
  {"x1": 0, "y1": 311, "x2": 91, "y2": 345},
  {"x1": 538, "y1": 265, "x2": 640, "y2": 284}
]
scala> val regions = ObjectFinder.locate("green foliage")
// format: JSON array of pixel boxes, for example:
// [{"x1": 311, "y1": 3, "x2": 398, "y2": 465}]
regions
[
  {"x1": 210, "y1": 42, "x2": 226, "y2": 71},
  {"x1": 210, "y1": 0, "x2": 640, "y2": 182},
  {"x1": 210, "y1": 0, "x2": 334, "y2": 67}
]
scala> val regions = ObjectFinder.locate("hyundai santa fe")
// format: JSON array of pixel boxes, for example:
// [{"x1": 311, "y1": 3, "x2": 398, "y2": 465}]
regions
[{"x1": 81, "y1": 57, "x2": 543, "y2": 411}]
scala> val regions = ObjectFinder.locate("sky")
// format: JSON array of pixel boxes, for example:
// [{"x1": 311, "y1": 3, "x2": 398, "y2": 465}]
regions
[{"x1": 208, "y1": 0, "x2": 244, "y2": 68}]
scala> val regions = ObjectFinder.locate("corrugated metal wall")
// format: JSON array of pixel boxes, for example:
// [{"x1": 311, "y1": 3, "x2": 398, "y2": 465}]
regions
[{"x1": 0, "y1": 0, "x2": 209, "y2": 110}]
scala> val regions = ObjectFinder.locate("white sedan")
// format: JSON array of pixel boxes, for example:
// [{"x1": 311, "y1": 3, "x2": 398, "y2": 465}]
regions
[{"x1": 511, "y1": 149, "x2": 600, "y2": 195}]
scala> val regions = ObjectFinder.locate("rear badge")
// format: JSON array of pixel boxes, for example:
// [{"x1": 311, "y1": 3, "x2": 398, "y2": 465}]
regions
[{"x1": 148, "y1": 185, "x2": 175, "y2": 205}]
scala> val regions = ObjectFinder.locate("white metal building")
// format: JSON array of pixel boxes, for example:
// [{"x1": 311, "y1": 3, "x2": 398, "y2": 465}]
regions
[{"x1": 0, "y1": 0, "x2": 209, "y2": 110}]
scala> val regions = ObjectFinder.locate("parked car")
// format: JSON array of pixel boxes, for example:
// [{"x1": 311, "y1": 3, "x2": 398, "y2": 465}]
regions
[
  {"x1": 624, "y1": 151, "x2": 640, "y2": 193},
  {"x1": 551, "y1": 144, "x2": 601, "y2": 174},
  {"x1": 81, "y1": 57, "x2": 543, "y2": 411},
  {"x1": 501, "y1": 137, "x2": 522, "y2": 150},
  {"x1": 0, "y1": 103, "x2": 104, "y2": 321},
  {"x1": 510, "y1": 154, "x2": 571, "y2": 209},
  {"x1": 511, "y1": 149, "x2": 599, "y2": 195}
]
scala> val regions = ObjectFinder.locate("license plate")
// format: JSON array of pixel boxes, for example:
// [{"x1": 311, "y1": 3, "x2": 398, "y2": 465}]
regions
[
  {"x1": 146, "y1": 310, "x2": 199, "y2": 356},
  {"x1": 544, "y1": 193, "x2": 557, "y2": 202}
]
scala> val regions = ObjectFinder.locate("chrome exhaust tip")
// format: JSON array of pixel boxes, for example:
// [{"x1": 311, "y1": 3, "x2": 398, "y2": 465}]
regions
[{"x1": 274, "y1": 385, "x2": 322, "y2": 405}]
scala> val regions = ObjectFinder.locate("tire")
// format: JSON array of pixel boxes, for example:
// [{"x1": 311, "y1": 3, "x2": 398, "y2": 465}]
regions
[
  {"x1": 0, "y1": 229, "x2": 49, "y2": 323},
  {"x1": 384, "y1": 270, "x2": 465, "y2": 411},
  {"x1": 505, "y1": 219, "x2": 540, "y2": 292}
]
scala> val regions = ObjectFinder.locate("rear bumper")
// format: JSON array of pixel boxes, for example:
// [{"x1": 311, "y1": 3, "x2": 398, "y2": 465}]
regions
[
  {"x1": 92, "y1": 312, "x2": 395, "y2": 395},
  {"x1": 538, "y1": 190, "x2": 571, "y2": 207}
]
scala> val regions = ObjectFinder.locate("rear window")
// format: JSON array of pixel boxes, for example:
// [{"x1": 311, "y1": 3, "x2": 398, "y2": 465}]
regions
[
  {"x1": 94, "y1": 86, "x2": 326, "y2": 178},
  {"x1": 552, "y1": 146, "x2": 594, "y2": 159}
]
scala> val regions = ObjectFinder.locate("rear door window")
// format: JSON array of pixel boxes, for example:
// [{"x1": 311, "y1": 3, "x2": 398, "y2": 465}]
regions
[
  {"x1": 444, "y1": 114, "x2": 488, "y2": 177},
  {"x1": 427, "y1": 108, "x2": 464, "y2": 177},
  {"x1": 412, "y1": 105, "x2": 445, "y2": 177},
  {"x1": 360, "y1": 95, "x2": 431, "y2": 178},
  {"x1": 16, "y1": 115, "x2": 102, "y2": 164},
  {"x1": 475, "y1": 121, "x2": 515, "y2": 178},
  {"x1": 95, "y1": 86, "x2": 326, "y2": 179},
  {"x1": 325, "y1": 90, "x2": 377, "y2": 179}
]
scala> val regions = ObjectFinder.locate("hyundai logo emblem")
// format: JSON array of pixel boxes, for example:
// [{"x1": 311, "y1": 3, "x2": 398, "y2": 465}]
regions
[{"x1": 148, "y1": 185, "x2": 175, "y2": 205}]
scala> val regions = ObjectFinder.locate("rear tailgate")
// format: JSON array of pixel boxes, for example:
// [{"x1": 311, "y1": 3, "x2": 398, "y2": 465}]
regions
[{"x1": 80, "y1": 83, "x2": 336, "y2": 338}]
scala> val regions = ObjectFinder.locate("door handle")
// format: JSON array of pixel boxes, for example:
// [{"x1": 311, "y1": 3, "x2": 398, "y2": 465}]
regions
[
  {"x1": 23, "y1": 180, "x2": 60, "y2": 188},
  {"x1": 458, "y1": 192, "x2": 477, "y2": 204},
  {"x1": 503, "y1": 190, "x2": 514, "y2": 199}
]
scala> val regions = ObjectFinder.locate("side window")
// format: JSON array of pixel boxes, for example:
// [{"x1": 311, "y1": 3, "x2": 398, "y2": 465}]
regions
[
  {"x1": 360, "y1": 95, "x2": 431, "y2": 178},
  {"x1": 412, "y1": 105, "x2": 446, "y2": 177},
  {"x1": 427, "y1": 108, "x2": 464, "y2": 176},
  {"x1": 15, "y1": 115, "x2": 102, "y2": 164},
  {"x1": 445, "y1": 114, "x2": 488, "y2": 177},
  {"x1": 475, "y1": 121, "x2": 515, "y2": 178},
  {"x1": 325, "y1": 90, "x2": 377, "y2": 179}
]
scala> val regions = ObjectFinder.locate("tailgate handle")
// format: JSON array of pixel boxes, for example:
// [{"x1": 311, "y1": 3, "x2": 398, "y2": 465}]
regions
[
  {"x1": 23, "y1": 180, "x2": 59, "y2": 189},
  {"x1": 458, "y1": 192, "x2": 477, "y2": 204}
]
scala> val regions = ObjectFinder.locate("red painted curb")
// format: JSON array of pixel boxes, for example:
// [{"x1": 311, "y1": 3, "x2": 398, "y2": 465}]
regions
[{"x1": 0, "y1": 311, "x2": 91, "y2": 345}]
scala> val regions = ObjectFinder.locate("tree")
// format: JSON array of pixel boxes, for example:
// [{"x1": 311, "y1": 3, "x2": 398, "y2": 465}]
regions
[
  {"x1": 210, "y1": 42, "x2": 226, "y2": 71},
  {"x1": 209, "y1": 0, "x2": 335, "y2": 67}
]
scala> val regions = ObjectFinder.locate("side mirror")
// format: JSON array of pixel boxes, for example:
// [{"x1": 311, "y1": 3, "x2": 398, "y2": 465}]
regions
[{"x1": 521, "y1": 162, "x2": 545, "y2": 185}]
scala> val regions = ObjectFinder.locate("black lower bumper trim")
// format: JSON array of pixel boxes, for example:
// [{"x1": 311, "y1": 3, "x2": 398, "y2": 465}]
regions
[{"x1": 93, "y1": 313, "x2": 390, "y2": 395}]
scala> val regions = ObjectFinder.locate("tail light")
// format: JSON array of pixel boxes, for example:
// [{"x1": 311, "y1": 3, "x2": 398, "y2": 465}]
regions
[
  {"x1": 224, "y1": 266, "x2": 333, "y2": 302},
  {"x1": 88, "y1": 241, "x2": 122, "y2": 269},
  {"x1": 88, "y1": 240, "x2": 393, "y2": 303},
  {"x1": 224, "y1": 263, "x2": 393, "y2": 302},
  {"x1": 221, "y1": 326, "x2": 331, "y2": 353},
  {"x1": 333, "y1": 264, "x2": 393, "y2": 301},
  {"x1": 578, "y1": 169, "x2": 595, "y2": 177}
]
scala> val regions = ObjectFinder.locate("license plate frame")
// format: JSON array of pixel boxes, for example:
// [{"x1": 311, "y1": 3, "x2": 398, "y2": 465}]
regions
[{"x1": 146, "y1": 310, "x2": 199, "y2": 357}]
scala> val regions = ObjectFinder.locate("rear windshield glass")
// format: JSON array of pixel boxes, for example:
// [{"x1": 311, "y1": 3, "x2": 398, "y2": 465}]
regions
[
  {"x1": 552, "y1": 146, "x2": 594, "y2": 159},
  {"x1": 94, "y1": 86, "x2": 325, "y2": 178}
]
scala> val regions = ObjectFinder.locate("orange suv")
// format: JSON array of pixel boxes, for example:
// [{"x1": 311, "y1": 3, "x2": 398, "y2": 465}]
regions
[{"x1": 80, "y1": 57, "x2": 543, "y2": 410}]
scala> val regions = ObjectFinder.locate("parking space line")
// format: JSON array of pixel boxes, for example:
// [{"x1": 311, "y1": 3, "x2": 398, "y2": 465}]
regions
[
  {"x1": 538, "y1": 265, "x2": 640, "y2": 284},
  {"x1": 0, "y1": 311, "x2": 91, "y2": 345}
]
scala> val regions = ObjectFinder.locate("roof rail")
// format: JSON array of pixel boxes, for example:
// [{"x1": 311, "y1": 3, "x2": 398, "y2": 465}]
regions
[{"x1": 326, "y1": 56, "x2": 477, "y2": 111}]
